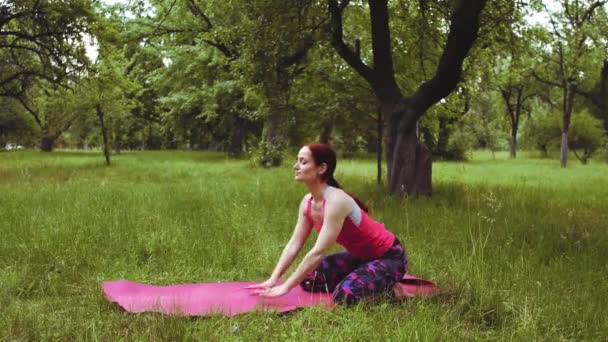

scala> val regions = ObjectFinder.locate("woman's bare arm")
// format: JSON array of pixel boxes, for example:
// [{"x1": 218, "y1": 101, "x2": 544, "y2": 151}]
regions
[
  {"x1": 248, "y1": 195, "x2": 313, "y2": 289},
  {"x1": 278, "y1": 191, "x2": 351, "y2": 291}
]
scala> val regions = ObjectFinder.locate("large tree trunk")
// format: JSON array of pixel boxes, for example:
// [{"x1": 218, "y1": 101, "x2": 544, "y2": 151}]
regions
[
  {"x1": 435, "y1": 116, "x2": 453, "y2": 158},
  {"x1": 385, "y1": 100, "x2": 432, "y2": 195},
  {"x1": 40, "y1": 135, "x2": 54, "y2": 152},
  {"x1": 560, "y1": 131, "x2": 568, "y2": 167},
  {"x1": 260, "y1": 108, "x2": 287, "y2": 167},
  {"x1": 510, "y1": 89, "x2": 523, "y2": 159},
  {"x1": 96, "y1": 104, "x2": 111, "y2": 166},
  {"x1": 560, "y1": 82, "x2": 575, "y2": 168},
  {"x1": 227, "y1": 116, "x2": 246, "y2": 157},
  {"x1": 387, "y1": 127, "x2": 432, "y2": 195},
  {"x1": 600, "y1": 60, "x2": 608, "y2": 132},
  {"x1": 509, "y1": 131, "x2": 517, "y2": 158},
  {"x1": 377, "y1": 107, "x2": 383, "y2": 185},
  {"x1": 319, "y1": 123, "x2": 332, "y2": 144}
]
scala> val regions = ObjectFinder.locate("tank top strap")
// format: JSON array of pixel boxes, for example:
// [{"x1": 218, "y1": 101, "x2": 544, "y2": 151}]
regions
[
  {"x1": 305, "y1": 195, "x2": 313, "y2": 217},
  {"x1": 322, "y1": 186, "x2": 336, "y2": 208}
]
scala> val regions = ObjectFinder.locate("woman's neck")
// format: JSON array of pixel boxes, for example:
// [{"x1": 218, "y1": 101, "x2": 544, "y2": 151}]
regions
[{"x1": 307, "y1": 181, "x2": 329, "y2": 202}]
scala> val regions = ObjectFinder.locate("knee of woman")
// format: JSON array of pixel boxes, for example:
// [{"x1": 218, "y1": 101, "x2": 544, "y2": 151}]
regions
[
  {"x1": 300, "y1": 272, "x2": 327, "y2": 293},
  {"x1": 300, "y1": 279, "x2": 314, "y2": 292},
  {"x1": 332, "y1": 283, "x2": 363, "y2": 306}
]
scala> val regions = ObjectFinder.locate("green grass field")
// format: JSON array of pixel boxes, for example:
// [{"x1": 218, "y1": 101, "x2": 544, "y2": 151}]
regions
[{"x1": 1, "y1": 150, "x2": 607, "y2": 340}]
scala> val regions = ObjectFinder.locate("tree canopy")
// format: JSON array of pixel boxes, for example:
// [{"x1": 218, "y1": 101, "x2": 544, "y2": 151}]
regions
[{"x1": 1, "y1": 0, "x2": 607, "y2": 193}]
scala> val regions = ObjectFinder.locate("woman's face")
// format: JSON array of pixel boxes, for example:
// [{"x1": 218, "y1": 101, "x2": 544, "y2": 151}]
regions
[{"x1": 293, "y1": 146, "x2": 326, "y2": 183}]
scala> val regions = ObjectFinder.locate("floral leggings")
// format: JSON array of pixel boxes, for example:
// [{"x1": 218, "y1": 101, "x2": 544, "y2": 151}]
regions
[{"x1": 300, "y1": 239, "x2": 408, "y2": 305}]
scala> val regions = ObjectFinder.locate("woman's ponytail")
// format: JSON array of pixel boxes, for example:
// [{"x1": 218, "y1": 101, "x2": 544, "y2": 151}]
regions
[
  {"x1": 327, "y1": 176, "x2": 341, "y2": 189},
  {"x1": 307, "y1": 143, "x2": 369, "y2": 213}
]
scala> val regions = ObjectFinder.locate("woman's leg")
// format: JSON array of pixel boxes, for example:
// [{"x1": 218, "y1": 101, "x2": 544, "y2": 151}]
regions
[
  {"x1": 300, "y1": 251, "x2": 362, "y2": 293},
  {"x1": 333, "y1": 241, "x2": 408, "y2": 305}
]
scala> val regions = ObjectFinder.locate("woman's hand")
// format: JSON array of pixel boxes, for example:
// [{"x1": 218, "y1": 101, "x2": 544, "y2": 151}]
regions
[
  {"x1": 244, "y1": 278, "x2": 277, "y2": 290},
  {"x1": 256, "y1": 283, "x2": 290, "y2": 298}
]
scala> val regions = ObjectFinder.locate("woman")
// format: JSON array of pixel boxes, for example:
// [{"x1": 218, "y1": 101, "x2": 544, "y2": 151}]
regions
[{"x1": 248, "y1": 143, "x2": 408, "y2": 305}]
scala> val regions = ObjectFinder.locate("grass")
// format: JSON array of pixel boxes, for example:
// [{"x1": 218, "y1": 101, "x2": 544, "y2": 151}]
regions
[{"x1": 1, "y1": 149, "x2": 607, "y2": 340}]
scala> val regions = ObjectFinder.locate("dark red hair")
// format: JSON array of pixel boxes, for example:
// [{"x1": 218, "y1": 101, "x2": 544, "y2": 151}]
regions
[{"x1": 306, "y1": 143, "x2": 368, "y2": 212}]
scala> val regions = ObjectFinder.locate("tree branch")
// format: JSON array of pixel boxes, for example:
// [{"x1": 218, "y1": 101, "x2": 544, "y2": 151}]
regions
[
  {"x1": 15, "y1": 95, "x2": 42, "y2": 127},
  {"x1": 532, "y1": 70, "x2": 562, "y2": 88},
  {"x1": 151, "y1": 0, "x2": 178, "y2": 37},
  {"x1": 186, "y1": 0, "x2": 213, "y2": 29},
  {"x1": 409, "y1": 0, "x2": 486, "y2": 116},
  {"x1": 199, "y1": 38, "x2": 236, "y2": 59},
  {"x1": 328, "y1": 0, "x2": 374, "y2": 85},
  {"x1": 369, "y1": 0, "x2": 395, "y2": 80},
  {"x1": 564, "y1": 0, "x2": 577, "y2": 27},
  {"x1": 278, "y1": 36, "x2": 314, "y2": 69},
  {"x1": 580, "y1": 1, "x2": 608, "y2": 26}
]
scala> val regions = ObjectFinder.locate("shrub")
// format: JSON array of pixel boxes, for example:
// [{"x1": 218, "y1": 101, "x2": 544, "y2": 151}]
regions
[
  {"x1": 569, "y1": 110, "x2": 607, "y2": 164},
  {"x1": 521, "y1": 105, "x2": 562, "y2": 157}
]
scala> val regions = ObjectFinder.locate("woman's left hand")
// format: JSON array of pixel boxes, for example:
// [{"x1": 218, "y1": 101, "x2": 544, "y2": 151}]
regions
[{"x1": 256, "y1": 284, "x2": 290, "y2": 297}]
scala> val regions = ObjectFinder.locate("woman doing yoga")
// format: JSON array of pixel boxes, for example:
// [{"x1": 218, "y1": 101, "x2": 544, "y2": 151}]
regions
[{"x1": 249, "y1": 143, "x2": 408, "y2": 305}]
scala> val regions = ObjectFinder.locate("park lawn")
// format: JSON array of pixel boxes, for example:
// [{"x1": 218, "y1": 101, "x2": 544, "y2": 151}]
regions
[{"x1": 0, "y1": 150, "x2": 606, "y2": 340}]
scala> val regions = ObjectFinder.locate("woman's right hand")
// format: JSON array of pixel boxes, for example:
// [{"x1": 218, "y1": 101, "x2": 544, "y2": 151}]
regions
[{"x1": 245, "y1": 278, "x2": 277, "y2": 290}]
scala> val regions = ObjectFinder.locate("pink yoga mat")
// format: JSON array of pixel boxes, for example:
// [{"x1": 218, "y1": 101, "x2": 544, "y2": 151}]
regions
[{"x1": 103, "y1": 275, "x2": 436, "y2": 316}]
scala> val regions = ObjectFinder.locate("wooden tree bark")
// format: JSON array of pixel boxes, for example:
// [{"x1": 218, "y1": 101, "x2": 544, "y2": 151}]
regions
[
  {"x1": 320, "y1": 123, "x2": 333, "y2": 144},
  {"x1": 40, "y1": 133, "x2": 54, "y2": 152},
  {"x1": 377, "y1": 106, "x2": 382, "y2": 185},
  {"x1": 601, "y1": 61, "x2": 608, "y2": 132},
  {"x1": 96, "y1": 104, "x2": 111, "y2": 166},
  {"x1": 501, "y1": 85, "x2": 529, "y2": 159},
  {"x1": 227, "y1": 116, "x2": 246, "y2": 157},
  {"x1": 329, "y1": 0, "x2": 486, "y2": 195},
  {"x1": 560, "y1": 81, "x2": 575, "y2": 168}
]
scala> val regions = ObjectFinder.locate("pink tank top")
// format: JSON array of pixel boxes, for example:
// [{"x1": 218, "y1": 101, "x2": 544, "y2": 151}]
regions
[{"x1": 304, "y1": 192, "x2": 395, "y2": 260}]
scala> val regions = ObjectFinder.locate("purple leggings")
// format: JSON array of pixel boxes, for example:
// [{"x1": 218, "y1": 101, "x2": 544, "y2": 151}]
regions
[{"x1": 300, "y1": 239, "x2": 408, "y2": 305}]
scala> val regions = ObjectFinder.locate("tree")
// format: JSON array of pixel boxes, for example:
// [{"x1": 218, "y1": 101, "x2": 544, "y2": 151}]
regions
[
  {"x1": 493, "y1": 21, "x2": 540, "y2": 159},
  {"x1": 234, "y1": 0, "x2": 329, "y2": 166},
  {"x1": 579, "y1": 59, "x2": 608, "y2": 132},
  {"x1": 532, "y1": 0, "x2": 608, "y2": 167},
  {"x1": 12, "y1": 84, "x2": 83, "y2": 151},
  {"x1": 0, "y1": 0, "x2": 93, "y2": 97},
  {"x1": 0, "y1": 96, "x2": 36, "y2": 147},
  {"x1": 83, "y1": 51, "x2": 137, "y2": 165},
  {"x1": 1, "y1": 0, "x2": 96, "y2": 150},
  {"x1": 122, "y1": 0, "x2": 284, "y2": 156},
  {"x1": 521, "y1": 100, "x2": 562, "y2": 157},
  {"x1": 328, "y1": 0, "x2": 487, "y2": 195},
  {"x1": 468, "y1": 91, "x2": 508, "y2": 159},
  {"x1": 78, "y1": 6, "x2": 140, "y2": 165},
  {"x1": 569, "y1": 109, "x2": 606, "y2": 164}
]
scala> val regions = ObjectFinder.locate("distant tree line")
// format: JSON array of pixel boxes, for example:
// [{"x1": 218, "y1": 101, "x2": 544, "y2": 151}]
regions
[{"x1": 1, "y1": 0, "x2": 607, "y2": 194}]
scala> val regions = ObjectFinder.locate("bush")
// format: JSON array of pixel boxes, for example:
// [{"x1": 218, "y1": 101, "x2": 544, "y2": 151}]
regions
[
  {"x1": 446, "y1": 125, "x2": 477, "y2": 160},
  {"x1": 252, "y1": 139, "x2": 284, "y2": 167},
  {"x1": 569, "y1": 110, "x2": 607, "y2": 164},
  {"x1": 521, "y1": 104, "x2": 562, "y2": 157}
]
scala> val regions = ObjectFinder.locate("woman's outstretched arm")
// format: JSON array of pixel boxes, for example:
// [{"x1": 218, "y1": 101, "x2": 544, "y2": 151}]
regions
[
  {"x1": 247, "y1": 196, "x2": 312, "y2": 289},
  {"x1": 258, "y1": 192, "x2": 351, "y2": 296}
]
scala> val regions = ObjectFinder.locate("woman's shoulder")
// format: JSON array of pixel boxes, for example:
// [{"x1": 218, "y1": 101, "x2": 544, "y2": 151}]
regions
[
  {"x1": 299, "y1": 193, "x2": 312, "y2": 208},
  {"x1": 325, "y1": 188, "x2": 352, "y2": 207},
  {"x1": 297, "y1": 194, "x2": 313, "y2": 216}
]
